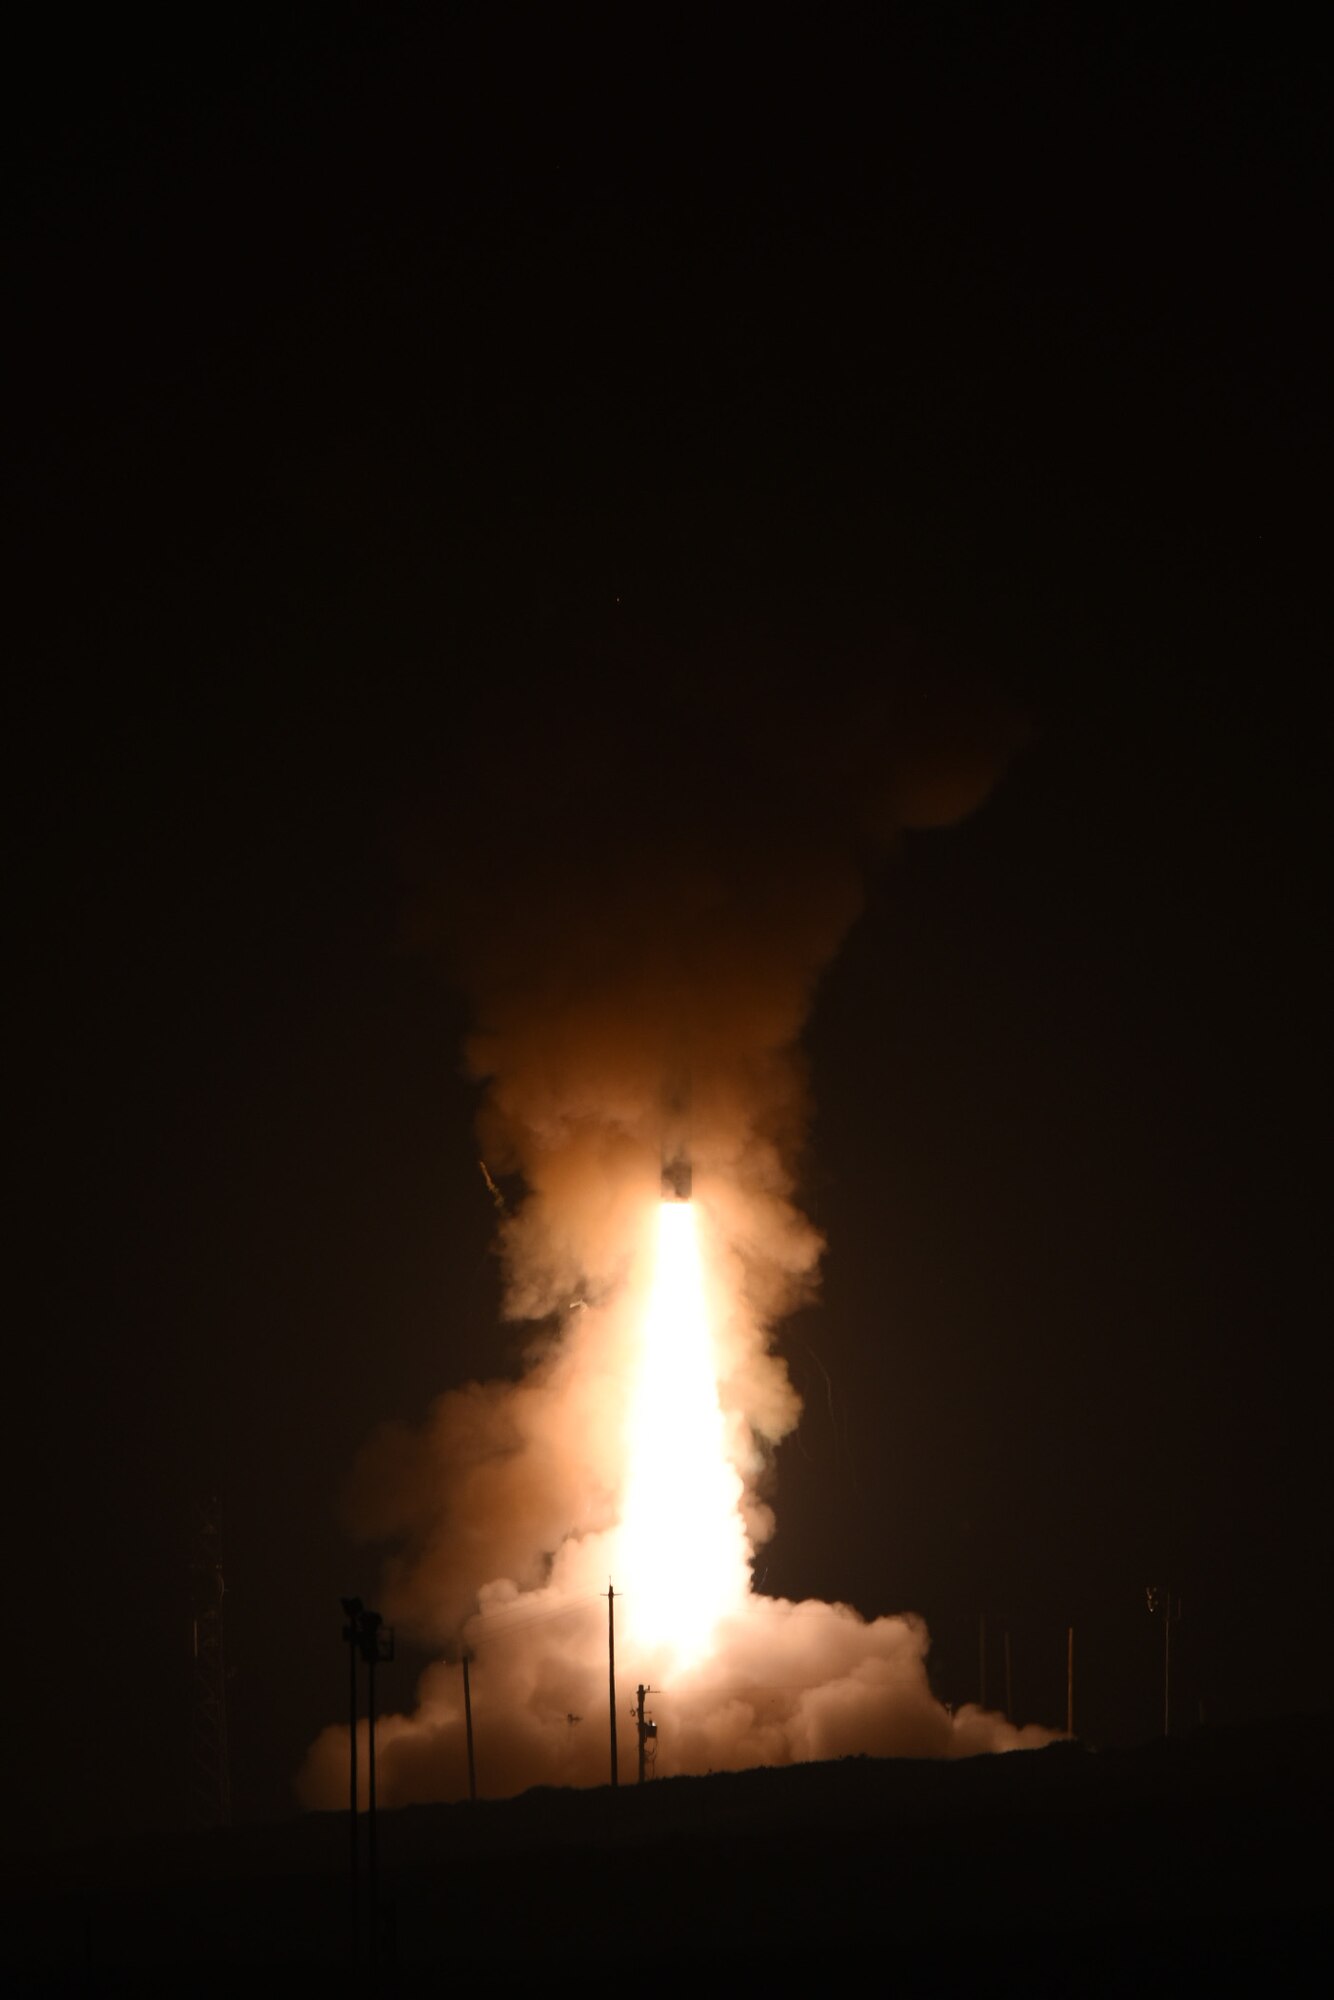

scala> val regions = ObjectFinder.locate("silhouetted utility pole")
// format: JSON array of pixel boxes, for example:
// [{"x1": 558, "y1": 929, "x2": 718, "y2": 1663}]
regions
[
  {"x1": 361, "y1": 1610, "x2": 393, "y2": 1970},
  {"x1": 1147, "y1": 1588, "x2": 1177, "y2": 1737},
  {"x1": 190, "y1": 1498, "x2": 231, "y2": 1829},
  {"x1": 1003, "y1": 1627, "x2": 1013, "y2": 1721},
  {"x1": 341, "y1": 1598, "x2": 363, "y2": 1968},
  {"x1": 1066, "y1": 1626, "x2": 1075, "y2": 1738},
  {"x1": 462, "y1": 1650, "x2": 477, "y2": 1801},
  {"x1": 341, "y1": 1599, "x2": 394, "y2": 1971},
  {"x1": 607, "y1": 1583, "x2": 618, "y2": 1786},
  {"x1": 978, "y1": 1610, "x2": 987, "y2": 1708},
  {"x1": 635, "y1": 1685, "x2": 658, "y2": 1783}
]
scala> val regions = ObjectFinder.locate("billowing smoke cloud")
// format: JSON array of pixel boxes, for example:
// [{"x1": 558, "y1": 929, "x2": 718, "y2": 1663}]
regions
[{"x1": 299, "y1": 624, "x2": 1052, "y2": 1807}]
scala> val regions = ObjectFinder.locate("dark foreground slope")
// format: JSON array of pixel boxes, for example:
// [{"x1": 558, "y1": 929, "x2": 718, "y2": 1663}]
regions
[{"x1": 9, "y1": 1722, "x2": 1329, "y2": 1992}]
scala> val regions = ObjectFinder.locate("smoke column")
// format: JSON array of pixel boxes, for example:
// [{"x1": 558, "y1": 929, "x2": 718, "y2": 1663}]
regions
[{"x1": 299, "y1": 626, "x2": 1056, "y2": 1807}]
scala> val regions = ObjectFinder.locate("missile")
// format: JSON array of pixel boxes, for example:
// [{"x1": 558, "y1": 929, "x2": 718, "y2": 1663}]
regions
[{"x1": 661, "y1": 1064, "x2": 692, "y2": 1199}]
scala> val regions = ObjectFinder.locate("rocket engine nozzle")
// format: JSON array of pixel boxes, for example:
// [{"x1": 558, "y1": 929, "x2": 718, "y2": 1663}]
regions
[{"x1": 661, "y1": 1155, "x2": 693, "y2": 1202}]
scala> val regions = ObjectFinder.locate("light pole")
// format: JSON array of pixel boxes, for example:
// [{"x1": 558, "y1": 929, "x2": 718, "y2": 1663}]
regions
[
  {"x1": 1146, "y1": 1587, "x2": 1176, "y2": 1738},
  {"x1": 462, "y1": 1649, "x2": 477, "y2": 1801},
  {"x1": 340, "y1": 1597, "x2": 363, "y2": 1967},
  {"x1": 358, "y1": 1608, "x2": 394, "y2": 1968}
]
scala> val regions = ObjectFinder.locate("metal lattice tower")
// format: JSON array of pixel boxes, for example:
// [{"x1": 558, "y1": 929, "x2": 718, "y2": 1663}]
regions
[{"x1": 190, "y1": 1497, "x2": 232, "y2": 1828}]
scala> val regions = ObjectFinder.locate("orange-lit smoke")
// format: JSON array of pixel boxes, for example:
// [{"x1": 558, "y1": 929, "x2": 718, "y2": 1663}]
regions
[{"x1": 297, "y1": 654, "x2": 1054, "y2": 1808}]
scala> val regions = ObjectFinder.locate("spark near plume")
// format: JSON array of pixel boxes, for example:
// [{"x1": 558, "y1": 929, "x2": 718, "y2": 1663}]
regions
[{"x1": 299, "y1": 627, "x2": 1052, "y2": 1808}]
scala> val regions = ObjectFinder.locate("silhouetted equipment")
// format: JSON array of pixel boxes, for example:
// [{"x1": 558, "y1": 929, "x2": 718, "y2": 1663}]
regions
[
  {"x1": 341, "y1": 1598, "x2": 394, "y2": 1971},
  {"x1": 607, "y1": 1583, "x2": 618, "y2": 1786},
  {"x1": 462, "y1": 1650, "x2": 477, "y2": 1801},
  {"x1": 189, "y1": 1497, "x2": 231, "y2": 1829},
  {"x1": 634, "y1": 1684, "x2": 659, "y2": 1784}
]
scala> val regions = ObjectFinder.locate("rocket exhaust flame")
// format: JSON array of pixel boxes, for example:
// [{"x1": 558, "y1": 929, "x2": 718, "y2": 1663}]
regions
[{"x1": 618, "y1": 1199, "x2": 748, "y2": 1669}]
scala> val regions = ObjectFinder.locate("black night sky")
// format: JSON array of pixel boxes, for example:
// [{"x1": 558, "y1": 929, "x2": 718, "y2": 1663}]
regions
[{"x1": 9, "y1": 7, "x2": 1328, "y2": 1851}]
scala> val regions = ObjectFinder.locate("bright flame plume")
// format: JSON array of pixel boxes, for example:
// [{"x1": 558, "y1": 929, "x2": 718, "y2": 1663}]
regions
[{"x1": 618, "y1": 1200, "x2": 750, "y2": 1670}]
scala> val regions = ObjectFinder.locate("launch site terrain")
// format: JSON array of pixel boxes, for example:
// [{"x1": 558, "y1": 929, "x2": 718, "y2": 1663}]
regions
[{"x1": 11, "y1": 1721, "x2": 1328, "y2": 1987}]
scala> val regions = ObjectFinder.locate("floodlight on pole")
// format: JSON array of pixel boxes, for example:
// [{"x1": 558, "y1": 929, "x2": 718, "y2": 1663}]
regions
[{"x1": 353, "y1": 1606, "x2": 394, "y2": 1971}]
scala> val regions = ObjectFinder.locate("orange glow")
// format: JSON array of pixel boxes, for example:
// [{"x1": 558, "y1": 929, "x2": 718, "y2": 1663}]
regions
[{"x1": 618, "y1": 1200, "x2": 750, "y2": 1671}]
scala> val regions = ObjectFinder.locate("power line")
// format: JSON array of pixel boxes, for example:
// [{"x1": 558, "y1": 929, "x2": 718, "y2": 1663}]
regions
[{"x1": 463, "y1": 1591, "x2": 607, "y2": 1647}]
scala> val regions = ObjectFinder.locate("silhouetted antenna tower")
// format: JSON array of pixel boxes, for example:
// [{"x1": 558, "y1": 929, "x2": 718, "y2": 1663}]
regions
[{"x1": 190, "y1": 1497, "x2": 231, "y2": 1828}]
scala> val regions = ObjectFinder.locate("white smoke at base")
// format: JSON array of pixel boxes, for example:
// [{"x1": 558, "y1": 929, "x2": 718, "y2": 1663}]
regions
[
  {"x1": 301, "y1": 1588, "x2": 1055, "y2": 1813},
  {"x1": 298, "y1": 1187, "x2": 1058, "y2": 1814}
]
